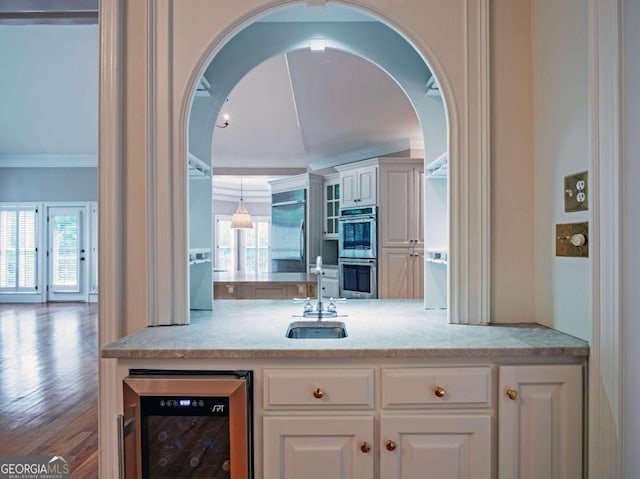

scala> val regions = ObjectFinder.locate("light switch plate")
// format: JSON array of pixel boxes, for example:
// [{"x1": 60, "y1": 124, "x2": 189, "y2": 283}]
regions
[
  {"x1": 556, "y1": 222, "x2": 589, "y2": 257},
  {"x1": 564, "y1": 171, "x2": 588, "y2": 212}
]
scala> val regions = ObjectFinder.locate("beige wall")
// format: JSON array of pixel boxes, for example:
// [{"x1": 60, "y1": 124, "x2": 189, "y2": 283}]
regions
[
  {"x1": 114, "y1": 0, "x2": 569, "y2": 332},
  {"x1": 490, "y1": 0, "x2": 535, "y2": 323},
  {"x1": 532, "y1": 0, "x2": 590, "y2": 340}
]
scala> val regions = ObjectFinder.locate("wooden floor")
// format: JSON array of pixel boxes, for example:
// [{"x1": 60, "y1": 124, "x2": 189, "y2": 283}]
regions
[{"x1": 0, "y1": 303, "x2": 98, "y2": 478}]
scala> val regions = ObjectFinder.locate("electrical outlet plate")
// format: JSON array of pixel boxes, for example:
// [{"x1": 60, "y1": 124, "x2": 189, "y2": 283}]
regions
[
  {"x1": 556, "y1": 222, "x2": 589, "y2": 257},
  {"x1": 564, "y1": 171, "x2": 588, "y2": 212}
]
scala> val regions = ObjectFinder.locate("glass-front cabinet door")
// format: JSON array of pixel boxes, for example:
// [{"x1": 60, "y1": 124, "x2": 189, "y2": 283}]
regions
[{"x1": 324, "y1": 174, "x2": 340, "y2": 239}]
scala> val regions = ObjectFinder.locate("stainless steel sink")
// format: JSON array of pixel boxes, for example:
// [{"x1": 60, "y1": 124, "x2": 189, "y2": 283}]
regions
[{"x1": 286, "y1": 321, "x2": 348, "y2": 339}]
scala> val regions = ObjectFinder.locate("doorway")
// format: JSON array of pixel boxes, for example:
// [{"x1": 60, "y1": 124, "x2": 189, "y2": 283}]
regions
[{"x1": 46, "y1": 205, "x2": 89, "y2": 302}]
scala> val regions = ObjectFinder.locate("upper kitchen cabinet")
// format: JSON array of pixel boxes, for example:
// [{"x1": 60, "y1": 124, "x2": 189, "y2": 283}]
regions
[
  {"x1": 378, "y1": 158, "x2": 424, "y2": 248},
  {"x1": 324, "y1": 173, "x2": 340, "y2": 240},
  {"x1": 336, "y1": 160, "x2": 378, "y2": 208}
]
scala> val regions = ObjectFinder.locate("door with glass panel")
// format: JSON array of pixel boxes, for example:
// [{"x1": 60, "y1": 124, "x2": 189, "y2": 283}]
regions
[{"x1": 47, "y1": 206, "x2": 88, "y2": 301}]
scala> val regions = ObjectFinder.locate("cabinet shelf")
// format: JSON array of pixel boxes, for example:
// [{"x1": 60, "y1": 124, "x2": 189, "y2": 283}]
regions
[
  {"x1": 188, "y1": 153, "x2": 211, "y2": 178},
  {"x1": 189, "y1": 248, "x2": 211, "y2": 265},
  {"x1": 425, "y1": 152, "x2": 448, "y2": 179},
  {"x1": 426, "y1": 249, "x2": 448, "y2": 265}
]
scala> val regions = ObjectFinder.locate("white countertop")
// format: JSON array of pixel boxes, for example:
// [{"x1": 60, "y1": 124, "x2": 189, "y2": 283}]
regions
[{"x1": 101, "y1": 300, "x2": 589, "y2": 360}]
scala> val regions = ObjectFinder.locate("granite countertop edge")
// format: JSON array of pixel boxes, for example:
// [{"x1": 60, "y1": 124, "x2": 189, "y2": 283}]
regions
[{"x1": 102, "y1": 346, "x2": 589, "y2": 360}]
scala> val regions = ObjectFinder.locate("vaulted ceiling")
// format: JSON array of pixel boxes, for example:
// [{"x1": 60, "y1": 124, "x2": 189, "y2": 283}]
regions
[{"x1": 210, "y1": 48, "x2": 422, "y2": 172}]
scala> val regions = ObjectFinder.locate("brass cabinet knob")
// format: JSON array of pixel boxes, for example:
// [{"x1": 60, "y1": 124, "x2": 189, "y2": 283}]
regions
[
  {"x1": 360, "y1": 442, "x2": 371, "y2": 454},
  {"x1": 222, "y1": 460, "x2": 230, "y2": 472},
  {"x1": 506, "y1": 388, "x2": 518, "y2": 401},
  {"x1": 385, "y1": 440, "x2": 397, "y2": 452},
  {"x1": 434, "y1": 386, "x2": 446, "y2": 398},
  {"x1": 313, "y1": 388, "x2": 324, "y2": 399}
]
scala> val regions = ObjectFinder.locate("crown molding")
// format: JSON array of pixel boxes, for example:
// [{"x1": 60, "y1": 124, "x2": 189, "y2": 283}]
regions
[
  {"x1": 308, "y1": 139, "x2": 411, "y2": 170},
  {"x1": 0, "y1": 154, "x2": 97, "y2": 168}
]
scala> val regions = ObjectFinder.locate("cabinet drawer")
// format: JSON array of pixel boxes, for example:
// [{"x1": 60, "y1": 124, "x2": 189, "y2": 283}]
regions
[
  {"x1": 264, "y1": 369, "x2": 374, "y2": 409},
  {"x1": 381, "y1": 367, "x2": 493, "y2": 408}
]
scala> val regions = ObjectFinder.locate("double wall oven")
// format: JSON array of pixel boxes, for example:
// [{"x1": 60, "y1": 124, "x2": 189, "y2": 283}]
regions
[{"x1": 338, "y1": 207, "x2": 377, "y2": 298}]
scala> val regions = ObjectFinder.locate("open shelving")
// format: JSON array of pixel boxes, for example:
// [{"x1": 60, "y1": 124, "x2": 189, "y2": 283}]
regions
[{"x1": 425, "y1": 152, "x2": 448, "y2": 179}]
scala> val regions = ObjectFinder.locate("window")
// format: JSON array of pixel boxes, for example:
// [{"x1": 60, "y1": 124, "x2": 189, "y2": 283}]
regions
[
  {"x1": 0, "y1": 206, "x2": 38, "y2": 292},
  {"x1": 215, "y1": 215, "x2": 270, "y2": 273}
]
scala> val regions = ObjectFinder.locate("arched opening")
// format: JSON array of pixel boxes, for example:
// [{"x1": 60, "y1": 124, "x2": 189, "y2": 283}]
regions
[{"x1": 185, "y1": 3, "x2": 450, "y2": 314}]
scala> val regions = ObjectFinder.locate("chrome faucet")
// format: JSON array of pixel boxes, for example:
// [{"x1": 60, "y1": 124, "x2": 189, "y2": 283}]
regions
[
  {"x1": 294, "y1": 256, "x2": 345, "y2": 319},
  {"x1": 314, "y1": 255, "x2": 324, "y2": 314}
]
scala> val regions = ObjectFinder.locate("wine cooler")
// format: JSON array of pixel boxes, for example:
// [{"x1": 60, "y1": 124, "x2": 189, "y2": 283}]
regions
[{"x1": 120, "y1": 370, "x2": 253, "y2": 479}]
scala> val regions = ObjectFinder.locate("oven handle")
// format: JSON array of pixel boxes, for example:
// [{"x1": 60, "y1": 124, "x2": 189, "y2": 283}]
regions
[
  {"x1": 338, "y1": 215, "x2": 376, "y2": 223},
  {"x1": 117, "y1": 415, "x2": 125, "y2": 479}
]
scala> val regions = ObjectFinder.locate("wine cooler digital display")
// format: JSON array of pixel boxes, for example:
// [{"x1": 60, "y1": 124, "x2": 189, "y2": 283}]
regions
[{"x1": 141, "y1": 397, "x2": 230, "y2": 478}]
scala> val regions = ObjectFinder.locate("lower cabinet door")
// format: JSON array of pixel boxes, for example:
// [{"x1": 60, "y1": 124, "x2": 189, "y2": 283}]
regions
[
  {"x1": 380, "y1": 414, "x2": 492, "y2": 479},
  {"x1": 263, "y1": 416, "x2": 374, "y2": 479},
  {"x1": 499, "y1": 364, "x2": 583, "y2": 479}
]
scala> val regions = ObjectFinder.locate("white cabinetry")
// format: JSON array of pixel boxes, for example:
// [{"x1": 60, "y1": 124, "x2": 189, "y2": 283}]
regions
[
  {"x1": 378, "y1": 160, "x2": 424, "y2": 248},
  {"x1": 379, "y1": 241, "x2": 423, "y2": 299},
  {"x1": 380, "y1": 415, "x2": 492, "y2": 479},
  {"x1": 263, "y1": 368, "x2": 375, "y2": 479},
  {"x1": 336, "y1": 161, "x2": 377, "y2": 208},
  {"x1": 308, "y1": 265, "x2": 340, "y2": 298},
  {"x1": 324, "y1": 174, "x2": 340, "y2": 239},
  {"x1": 377, "y1": 158, "x2": 425, "y2": 299},
  {"x1": 499, "y1": 364, "x2": 583, "y2": 479},
  {"x1": 380, "y1": 366, "x2": 493, "y2": 479},
  {"x1": 263, "y1": 416, "x2": 374, "y2": 479}
]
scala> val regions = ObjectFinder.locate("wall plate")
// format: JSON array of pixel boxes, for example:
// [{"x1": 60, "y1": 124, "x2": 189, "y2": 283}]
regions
[
  {"x1": 556, "y1": 222, "x2": 589, "y2": 257},
  {"x1": 564, "y1": 171, "x2": 588, "y2": 212}
]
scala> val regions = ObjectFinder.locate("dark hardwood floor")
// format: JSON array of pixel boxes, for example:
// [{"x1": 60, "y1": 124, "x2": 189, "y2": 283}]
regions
[{"x1": 0, "y1": 303, "x2": 98, "y2": 478}]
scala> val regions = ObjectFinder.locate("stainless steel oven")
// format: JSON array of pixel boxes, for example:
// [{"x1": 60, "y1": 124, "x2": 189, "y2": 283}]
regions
[
  {"x1": 338, "y1": 258, "x2": 377, "y2": 299},
  {"x1": 338, "y1": 207, "x2": 377, "y2": 259},
  {"x1": 120, "y1": 370, "x2": 253, "y2": 479}
]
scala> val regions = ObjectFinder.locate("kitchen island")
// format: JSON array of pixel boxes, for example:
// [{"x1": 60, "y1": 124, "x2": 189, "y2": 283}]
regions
[
  {"x1": 102, "y1": 300, "x2": 588, "y2": 478},
  {"x1": 213, "y1": 271, "x2": 317, "y2": 300}
]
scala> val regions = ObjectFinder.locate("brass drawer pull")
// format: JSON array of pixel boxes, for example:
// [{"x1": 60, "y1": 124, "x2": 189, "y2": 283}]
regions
[
  {"x1": 506, "y1": 388, "x2": 518, "y2": 401},
  {"x1": 313, "y1": 388, "x2": 324, "y2": 399},
  {"x1": 385, "y1": 440, "x2": 397, "y2": 452},
  {"x1": 360, "y1": 442, "x2": 371, "y2": 454},
  {"x1": 434, "y1": 386, "x2": 446, "y2": 398}
]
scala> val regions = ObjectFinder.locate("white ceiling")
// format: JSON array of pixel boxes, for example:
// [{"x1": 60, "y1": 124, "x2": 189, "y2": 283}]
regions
[{"x1": 211, "y1": 48, "x2": 423, "y2": 172}]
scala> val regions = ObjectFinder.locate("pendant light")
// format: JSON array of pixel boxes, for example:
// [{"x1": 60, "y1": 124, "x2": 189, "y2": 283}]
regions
[{"x1": 231, "y1": 178, "x2": 253, "y2": 229}]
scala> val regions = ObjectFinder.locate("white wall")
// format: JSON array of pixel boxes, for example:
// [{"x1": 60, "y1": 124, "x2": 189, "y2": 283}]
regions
[
  {"x1": 0, "y1": 168, "x2": 97, "y2": 201},
  {"x1": 532, "y1": 0, "x2": 590, "y2": 340},
  {"x1": 0, "y1": 25, "x2": 98, "y2": 157},
  {"x1": 623, "y1": 0, "x2": 640, "y2": 474}
]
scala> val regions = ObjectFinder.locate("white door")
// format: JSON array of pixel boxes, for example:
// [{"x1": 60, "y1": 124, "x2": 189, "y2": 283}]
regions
[
  {"x1": 499, "y1": 365, "x2": 583, "y2": 479},
  {"x1": 47, "y1": 206, "x2": 88, "y2": 301},
  {"x1": 263, "y1": 416, "x2": 374, "y2": 479},
  {"x1": 380, "y1": 414, "x2": 492, "y2": 479}
]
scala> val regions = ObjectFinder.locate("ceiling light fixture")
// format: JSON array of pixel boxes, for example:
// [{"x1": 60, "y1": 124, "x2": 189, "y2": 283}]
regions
[
  {"x1": 231, "y1": 178, "x2": 253, "y2": 229},
  {"x1": 309, "y1": 38, "x2": 326, "y2": 52},
  {"x1": 216, "y1": 113, "x2": 230, "y2": 128}
]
